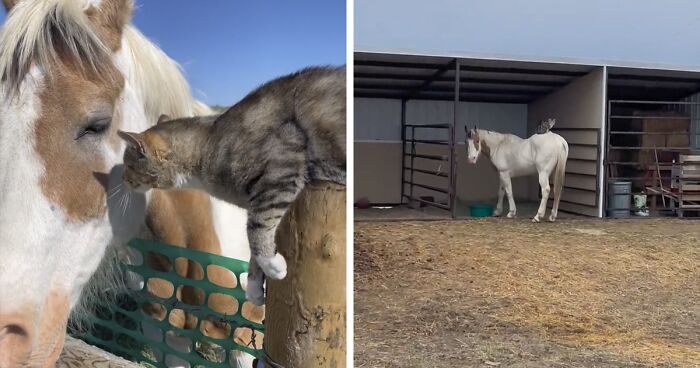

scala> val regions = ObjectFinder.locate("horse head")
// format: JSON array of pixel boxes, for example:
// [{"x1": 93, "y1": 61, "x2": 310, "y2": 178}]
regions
[
  {"x1": 464, "y1": 124, "x2": 482, "y2": 164},
  {"x1": 0, "y1": 1, "x2": 201, "y2": 365}
]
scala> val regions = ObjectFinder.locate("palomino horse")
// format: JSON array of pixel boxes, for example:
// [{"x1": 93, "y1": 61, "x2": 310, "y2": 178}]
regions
[
  {"x1": 0, "y1": 1, "x2": 258, "y2": 367},
  {"x1": 464, "y1": 122, "x2": 569, "y2": 222}
]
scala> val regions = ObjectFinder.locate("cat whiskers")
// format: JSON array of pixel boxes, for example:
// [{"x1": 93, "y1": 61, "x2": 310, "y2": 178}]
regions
[
  {"x1": 111, "y1": 184, "x2": 131, "y2": 218},
  {"x1": 120, "y1": 190, "x2": 132, "y2": 217},
  {"x1": 107, "y1": 183, "x2": 124, "y2": 200},
  {"x1": 107, "y1": 183, "x2": 132, "y2": 219}
]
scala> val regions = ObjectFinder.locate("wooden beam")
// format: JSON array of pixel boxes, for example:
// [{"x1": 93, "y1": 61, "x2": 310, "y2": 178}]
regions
[
  {"x1": 265, "y1": 182, "x2": 346, "y2": 368},
  {"x1": 58, "y1": 336, "x2": 139, "y2": 367}
]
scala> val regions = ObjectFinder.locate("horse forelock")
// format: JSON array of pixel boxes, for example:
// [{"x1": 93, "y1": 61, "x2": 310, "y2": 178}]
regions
[{"x1": 0, "y1": 0, "x2": 121, "y2": 97}]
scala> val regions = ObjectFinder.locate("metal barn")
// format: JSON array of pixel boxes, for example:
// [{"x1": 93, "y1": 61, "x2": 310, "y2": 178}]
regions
[{"x1": 355, "y1": 52, "x2": 700, "y2": 218}]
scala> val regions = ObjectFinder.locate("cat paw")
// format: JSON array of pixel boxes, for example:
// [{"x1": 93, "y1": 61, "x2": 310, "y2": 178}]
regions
[
  {"x1": 246, "y1": 277, "x2": 265, "y2": 306},
  {"x1": 256, "y1": 253, "x2": 287, "y2": 280}
]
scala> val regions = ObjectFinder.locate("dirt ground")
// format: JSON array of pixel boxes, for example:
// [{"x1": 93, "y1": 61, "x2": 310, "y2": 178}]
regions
[{"x1": 354, "y1": 218, "x2": 700, "y2": 367}]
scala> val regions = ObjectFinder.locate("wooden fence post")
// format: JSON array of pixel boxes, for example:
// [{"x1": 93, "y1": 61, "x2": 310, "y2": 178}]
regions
[{"x1": 264, "y1": 182, "x2": 346, "y2": 368}]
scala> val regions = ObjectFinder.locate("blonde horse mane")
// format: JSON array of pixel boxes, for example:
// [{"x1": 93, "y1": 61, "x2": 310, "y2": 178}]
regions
[
  {"x1": 0, "y1": 0, "x2": 113, "y2": 94},
  {"x1": 0, "y1": 0, "x2": 212, "y2": 115}
]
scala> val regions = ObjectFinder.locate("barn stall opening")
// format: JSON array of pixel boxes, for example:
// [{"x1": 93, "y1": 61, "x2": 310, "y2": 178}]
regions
[
  {"x1": 354, "y1": 52, "x2": 606, "y2": 219},
  {"x1": 606, "y1": 67, "x2": 700, "y2": 218}
]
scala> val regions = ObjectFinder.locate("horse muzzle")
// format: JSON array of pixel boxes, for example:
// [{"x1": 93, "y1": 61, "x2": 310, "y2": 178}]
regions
[{"x1": 0, "y1": 290, "x2": 70, "y2": 368}]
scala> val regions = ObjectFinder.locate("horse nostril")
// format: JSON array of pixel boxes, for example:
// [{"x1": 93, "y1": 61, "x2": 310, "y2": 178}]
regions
[
  {"x1": 0, "y1": 324, "x2": 27, "y2": 337},
  {"x1": 0, "y1": 321, "x2": 32, "y2": 367}
]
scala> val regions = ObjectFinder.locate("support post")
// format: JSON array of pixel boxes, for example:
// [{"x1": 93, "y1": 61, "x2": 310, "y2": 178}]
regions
[
  {"x1": 400, "y1": 99, "x2": 407, "y2": 205},
  {"x1": 264, "y1": 182, "x2": 346, "y2": 368},
  {"x1": 451, "y1": 59, "x2": 461, "y2": 218}
]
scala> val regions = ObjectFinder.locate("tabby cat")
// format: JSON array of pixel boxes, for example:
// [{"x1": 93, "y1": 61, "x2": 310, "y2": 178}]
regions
[{"x1": 117, "y1": 66, "x2": 346, "y2": 304}]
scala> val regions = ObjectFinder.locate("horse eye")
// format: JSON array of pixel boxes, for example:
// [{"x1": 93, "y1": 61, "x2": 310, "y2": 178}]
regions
[{"x1": 76, "y1": 118, "x2": 112, "y2": 140}]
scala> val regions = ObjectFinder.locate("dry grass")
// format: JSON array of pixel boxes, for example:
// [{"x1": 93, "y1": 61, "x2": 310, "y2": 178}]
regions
[{"x1": 354, "y1": 218, "x2": 700, "y2": 367}]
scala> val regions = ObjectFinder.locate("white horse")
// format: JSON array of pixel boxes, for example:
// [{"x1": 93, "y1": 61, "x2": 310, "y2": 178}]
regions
[
  {"x1": 464, "y1": 120, "x2": 569, "y2": 222},
  {"x1": 0, "y1": 1, "x2": 254, "y2": 367}
]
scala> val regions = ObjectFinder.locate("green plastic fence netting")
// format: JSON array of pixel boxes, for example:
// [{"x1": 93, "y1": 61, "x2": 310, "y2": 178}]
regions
[{"x1": 77, "y1": 238, "x2": 265, "y2": 367}]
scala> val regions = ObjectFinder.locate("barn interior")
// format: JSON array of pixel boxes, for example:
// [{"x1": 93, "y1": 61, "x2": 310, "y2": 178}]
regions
[
  {"x1": 605, "y1": 67, "x2": 700, "y2": 217},
  {"x1": 354, "y1": 52, "x2": 605, "y2": 218}
]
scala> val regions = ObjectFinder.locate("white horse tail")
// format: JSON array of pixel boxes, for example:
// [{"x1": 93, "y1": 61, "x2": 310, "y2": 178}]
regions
[{"x1": 550, "y1": 139, "x2": 568, "y2": 221}]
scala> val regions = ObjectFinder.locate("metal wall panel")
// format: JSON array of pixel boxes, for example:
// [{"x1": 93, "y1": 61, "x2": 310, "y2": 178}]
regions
[{"x1": 528, "y1": 68, "x2": 607, "y2": 217}]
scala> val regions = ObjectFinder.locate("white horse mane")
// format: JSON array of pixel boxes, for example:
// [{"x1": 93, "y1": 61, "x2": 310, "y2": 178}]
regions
[
  {"x1": 122, "y1": 26, "x2": 214, "y2": 120},
  {"x1": 478, "y1": 129, "x2": 524, "y2": 148}
]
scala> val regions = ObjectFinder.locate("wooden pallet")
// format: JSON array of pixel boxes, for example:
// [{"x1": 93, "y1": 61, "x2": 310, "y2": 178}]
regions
[{"x1": 675, "y1": 154, "x2": 700, "y2": 217}]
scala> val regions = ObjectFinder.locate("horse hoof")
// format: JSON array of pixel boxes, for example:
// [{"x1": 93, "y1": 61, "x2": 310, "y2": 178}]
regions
[
  {"x1": 548, "y1": 216, "x2": 556, "y2": 222},
  {"x1": 492, "y1": 212, "x2": 502, "y2": 217},
  {"x1": 532, "y1": 217, "x2": 540, "y2": 223},
  {"x1": 506, "y1": 212, "x2": 516, "y2": 218}
]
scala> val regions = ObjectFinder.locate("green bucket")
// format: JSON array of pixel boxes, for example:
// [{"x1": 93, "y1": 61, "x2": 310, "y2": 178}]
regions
[
  {"x1": 76, "y1": 238, "x2": 264, "y2": 367},
  {"x1": 469, "y1": 204, "x2": 493, "y2": 217}
]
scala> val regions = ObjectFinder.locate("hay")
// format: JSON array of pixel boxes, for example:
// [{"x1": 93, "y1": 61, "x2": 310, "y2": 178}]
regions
[{"x1": 355, "y1": 218, "x2": 700, "y2": 367}]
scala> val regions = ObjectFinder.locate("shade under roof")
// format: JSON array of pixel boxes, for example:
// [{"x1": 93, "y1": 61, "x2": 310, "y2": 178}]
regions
[
  {"x1": 354, "y1": 52, "x2": 595, "y2": 103},
  {"x1": 355, "y1": 52, "x2": 700, "y2": 103}
]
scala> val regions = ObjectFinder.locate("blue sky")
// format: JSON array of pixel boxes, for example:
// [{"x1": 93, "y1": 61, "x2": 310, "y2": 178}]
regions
[
  {"x1": 0, "y1": 0, "x2": 346, "y2": 106},
  {"x1": 356, "y1": 0, "x2": 700, "y2": 69}
]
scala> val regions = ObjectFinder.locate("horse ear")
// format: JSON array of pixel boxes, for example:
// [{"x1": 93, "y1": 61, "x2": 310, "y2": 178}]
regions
[
  {"x1": 2, "y1": 0, "x2": 18, "y2": 12},
  {"x1": 86, "y1": 0, "x2": 134, "y2": 51},
  {"x1": 117, "y1": 130, "x2": 146, "y2": 156},
  {"x1": 157, "y1": 114, "x2": 171, "y2": 125}
]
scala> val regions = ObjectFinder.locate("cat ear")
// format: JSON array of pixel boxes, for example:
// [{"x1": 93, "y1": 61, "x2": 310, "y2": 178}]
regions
[
  {"x1": 157, "y1": 114, "x2": 171, "y2": 125},
  {"x1": 117, "y1": 130, "x2": 146, "y2": 156}
]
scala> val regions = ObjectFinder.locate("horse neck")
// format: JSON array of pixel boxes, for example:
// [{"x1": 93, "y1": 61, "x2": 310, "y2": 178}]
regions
[
  {"x1": 480, "y1": 130, "x2": 523, "y2": 153},
  {"x1": 478, "y1": 130, "x2": 503, "y2": 157}
]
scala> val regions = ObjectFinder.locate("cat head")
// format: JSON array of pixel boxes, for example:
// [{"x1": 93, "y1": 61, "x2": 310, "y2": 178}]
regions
[{"x1": 117, "y1": 114, "x2": 182, "y2": 192}]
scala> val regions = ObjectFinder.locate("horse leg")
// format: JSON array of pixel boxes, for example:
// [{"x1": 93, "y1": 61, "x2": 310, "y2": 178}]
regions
[
  {"x1": 493, "y1": 182, "x2": 505, "y2": 217},
  {"x1": 533, "y1": 170, "x2": 551, "y2": 223},
  {"x1": 499, "y1": 172, "x2": 516, "y2": 218}
]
